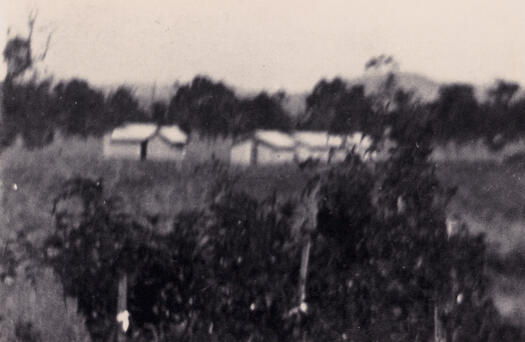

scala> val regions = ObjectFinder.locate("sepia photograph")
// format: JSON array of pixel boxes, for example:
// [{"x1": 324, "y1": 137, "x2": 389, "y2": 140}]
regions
[{"x1": 1, "y1": 1, "x2": 525, "y2": 341}]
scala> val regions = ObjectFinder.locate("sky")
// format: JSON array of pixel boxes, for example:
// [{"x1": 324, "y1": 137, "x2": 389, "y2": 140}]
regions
[{"x1": 2, "y1": 0, "x2": 525, "y2": 92}]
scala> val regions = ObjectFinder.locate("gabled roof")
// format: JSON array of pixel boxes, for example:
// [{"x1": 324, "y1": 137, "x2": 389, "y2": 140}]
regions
[
  {"x1": 254, "y1": 130, "x2": 296, "y2": 149},
  {"x1": 111, "y1": 123, "x2": 158, "y2": 142},
  {"x1": 158, "y1": 125, "x2": 188, "y2": 144},
  {"x1": 293, "y1": 131, "x2": 344, "y2": 148}
]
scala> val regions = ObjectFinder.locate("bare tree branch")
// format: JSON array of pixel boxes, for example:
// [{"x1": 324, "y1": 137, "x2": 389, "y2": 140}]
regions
[
  {"x1": 4, "y1": 9, "x2": 53, "y2": 82},
  {"x1": 39, "y1": 30, "x2": 54, "y2": 61},
  {"x1": 27, "y1": 9, "x2": 38, "y2": 42}
]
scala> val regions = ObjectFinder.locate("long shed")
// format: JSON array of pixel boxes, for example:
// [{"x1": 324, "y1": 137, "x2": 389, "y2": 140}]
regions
[{"x1": 230, "y1": 130, "x2": 296, "y2": 166}]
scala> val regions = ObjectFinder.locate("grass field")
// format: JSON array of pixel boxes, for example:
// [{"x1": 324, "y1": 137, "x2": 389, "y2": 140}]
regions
[{"x1": 2, "y1": 136, "x2": 525, "y2": 339}]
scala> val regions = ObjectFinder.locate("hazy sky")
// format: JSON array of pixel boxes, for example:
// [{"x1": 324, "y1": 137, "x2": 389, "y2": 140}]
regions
[{"x1": 2, "y1": 0, "x2": 525, "y2": 92}]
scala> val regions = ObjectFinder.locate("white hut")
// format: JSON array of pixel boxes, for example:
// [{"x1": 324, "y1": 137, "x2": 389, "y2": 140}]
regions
[
  {"x1": 103, "y1": 123, "x2": 158, "y2": 160},
  {"x1": 230, "y1": 130, "x2": 296, "y2": 166},
  {"x1": 293, "y1": 131, "x2": 345, "y2": 163},
  {"x1": 147, "y1": 125, "x2": 188, "y2": 161}
]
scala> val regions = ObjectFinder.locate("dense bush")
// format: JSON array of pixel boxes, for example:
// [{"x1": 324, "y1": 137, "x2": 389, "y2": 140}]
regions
[{"x1": 43, "y1": 176, "x2": 301, "y2": 341}]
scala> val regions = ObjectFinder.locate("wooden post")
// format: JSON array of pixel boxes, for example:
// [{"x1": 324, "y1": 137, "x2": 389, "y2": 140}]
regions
[
  {"x1": 297, "y1": 180, "x2": 319, "y2": 308},
  {"x1": 140, "y1": 141, "x2": 148, "y2": 161},
  {"x1": 434, "y1": 304, "x2": 446, "y2": 342},
  {"x1": 298, "y1": 236, "x2": 312, "y2": 305},
  {"x1": 117, "y1": 273, "x2": 128, "y2": 342}
]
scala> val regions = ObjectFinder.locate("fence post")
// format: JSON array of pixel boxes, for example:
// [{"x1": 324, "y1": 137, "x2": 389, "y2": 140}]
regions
[
  {"x1": 434, "y1": 304, "x2": 446, "y2": 342},
  {"x1": 297, "y1": 179, "x2": 319, "y2": 308},
  {"x1": 117, "y1": 273, "x2": 128, "y2": 342},
  {"x1": 298, "y1": 236, "x2": 312, "y2": 304}
]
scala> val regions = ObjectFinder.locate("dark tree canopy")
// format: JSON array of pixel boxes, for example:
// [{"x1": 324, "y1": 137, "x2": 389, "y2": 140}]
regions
[
  {"x1": 236, "y1": 92, "x2": 292, "y2": 135},
  {"x1": 481, "y1": 79, "x2": 522, "y2": 149},
  {"x1": 431, "y1": 83, "x2": 480, "y2": 143},
  {"x1": 1, "y1": 79, "x2": 57, "y2": 148},
  {"x1": 427, "y1": 79, "x2": 525, "y2": 150},
  {"x1": 54, "y1": 79, "x2": 106, "y2": 137},
  {"x1": 301, "y1": 78, "x2": 347, "y2": 131},
  {"x1": 301, "y1": 78, "x2": 377, "y2": 140},
  {"x1": 105, "y1": 86, "x2": 147, "y2": 127},
  {"x1": 166, "y1": 76, "x2": 292, "y2": 137},
  {"x1": 151, "y1": 100, "x2": 168, "y2": 125},
  {"x1": 167, "y1": 76, "x2": 238, "y2": 137},
  {"x1": 329, "y1": 85, "x2": 374, "y2": 135},
  {"x1": 508, "y1": 97, "x2": 525, "y2": 140}
]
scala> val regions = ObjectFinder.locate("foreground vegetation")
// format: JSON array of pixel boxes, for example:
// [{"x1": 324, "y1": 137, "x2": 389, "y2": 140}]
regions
[{"x1": 2, "y1": 131, "x2": 525, "y2": 341}]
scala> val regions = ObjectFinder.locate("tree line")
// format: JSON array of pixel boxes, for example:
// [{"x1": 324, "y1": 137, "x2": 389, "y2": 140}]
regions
[
  {"x1": 1, "y1": 76, "x2": 293, "y2": 149},
  {"x1": 302, "y1": 76, "x2": 525, "y2": 150},
  {"x1": 3, "y1": 71, "x2": 525, "y2": 151}
]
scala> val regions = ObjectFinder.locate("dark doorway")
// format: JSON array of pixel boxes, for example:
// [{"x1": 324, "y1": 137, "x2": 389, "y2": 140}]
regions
[{"x1": 140, "y1": 141, "x2": 148, "y2": 161}]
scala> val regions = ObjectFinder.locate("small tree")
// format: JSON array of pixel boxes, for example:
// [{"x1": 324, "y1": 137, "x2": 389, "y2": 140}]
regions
[{"x1": 53, "y1": 79, "x2": 106, "y2": 137}]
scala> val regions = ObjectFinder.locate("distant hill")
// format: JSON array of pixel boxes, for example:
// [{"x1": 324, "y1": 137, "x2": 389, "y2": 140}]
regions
[{"x1": 350, "y1": 72, "x2": 441, "y2": 102}]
